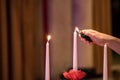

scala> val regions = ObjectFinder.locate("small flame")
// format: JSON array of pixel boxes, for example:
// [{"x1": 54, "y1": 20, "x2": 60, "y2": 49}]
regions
[
  {"x1": 104, "y1": 43, "x2": 108, "y2": 47},
  {"x1": 47, "y1": 35, "x2": 51, "y2": 41},
  {"x1": 75, "y1": 27, "x2": 80, "y2": 32}
]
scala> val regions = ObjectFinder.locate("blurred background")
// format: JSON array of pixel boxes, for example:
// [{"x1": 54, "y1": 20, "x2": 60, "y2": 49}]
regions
[{"x1": 0, "y1": 0, "x2": 120, "y2": 80}]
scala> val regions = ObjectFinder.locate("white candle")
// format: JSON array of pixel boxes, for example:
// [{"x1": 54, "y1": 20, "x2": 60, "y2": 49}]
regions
[
  {"x1": 45, "y1": 35, "x2": 51, "y2": 80},
  {"x1": 103, "y1": 43, "x2": 108, "y2": 80},
  {"x1": 73, "y1": 28, "x2": 78, "y2": 70}
]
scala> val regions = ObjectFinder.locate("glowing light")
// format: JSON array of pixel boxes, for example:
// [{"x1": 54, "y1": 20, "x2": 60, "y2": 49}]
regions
[
  {"x1": 47, "y1": 35, "x2": 51, "y2": 41},
  {"x1": 75, "y1": 27, "x2": 80, "y2": 33}
]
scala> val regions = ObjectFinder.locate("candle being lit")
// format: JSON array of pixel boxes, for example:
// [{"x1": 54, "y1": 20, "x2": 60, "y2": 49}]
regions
[
  {"x1": 103, "y1": 43, "x2": 108, "y2": 80},
  {"x1": 73, "y1": 27, "x2": 78, "y2": 70},
  {"x1": 45, "y1": 35, "x2": 51, "y2": 80},
  {"x1": 75, "y1": 27, "x2": 80, "y2": 33}
]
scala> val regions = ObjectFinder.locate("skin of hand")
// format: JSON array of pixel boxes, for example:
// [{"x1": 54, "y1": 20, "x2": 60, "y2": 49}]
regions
[
  {"x1": 79, "y1": 29, "x2": 113, "y2": 46},
  {"x1": 79, "y1": 29, "x2": 120, "y2": 54}
]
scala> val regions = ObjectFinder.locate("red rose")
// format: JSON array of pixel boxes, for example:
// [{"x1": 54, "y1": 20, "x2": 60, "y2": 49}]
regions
[{"x1": 63, "y1": 69, "x2": 86, "y2": 80}]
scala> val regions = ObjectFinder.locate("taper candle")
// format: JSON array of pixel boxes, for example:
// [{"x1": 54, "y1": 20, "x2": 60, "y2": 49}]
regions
[
  {"x1": 103, "y1": 43, "x2": 108, "y2": 80},
  {"x1": 45, "y1": 35, "x2": 51, "y2": 80},
  {"x1": 73, "y1": 28, "x2": 78, "y2": 70}
]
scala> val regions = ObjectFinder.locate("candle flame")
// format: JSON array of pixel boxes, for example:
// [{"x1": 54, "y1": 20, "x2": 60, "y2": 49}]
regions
[
  {"x1": 104, "y1": 43, "x2": 108, "y2": 47},
  {"x1": 47, "y1": 35, "x2": 51, "y2": 41},
  {"x1": 75, "y1": 27, "x2": 80, "y2": 33}
]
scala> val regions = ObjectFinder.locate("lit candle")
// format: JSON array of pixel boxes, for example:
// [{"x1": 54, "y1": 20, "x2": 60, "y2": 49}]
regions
[
  {"x1": 103, "y1": 43, "x2": 108, "y2": 80},
  {"x1": 45, "y1": 35, "x2": 51, "y2": 80},
  {"x1": 73, "y1": 28, "x2": 78, "y2": 70}
]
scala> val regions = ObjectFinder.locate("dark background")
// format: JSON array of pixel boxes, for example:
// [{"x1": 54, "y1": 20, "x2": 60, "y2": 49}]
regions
[{"x1": 112, "y1": 0, "x2": 120, "y2": 65}]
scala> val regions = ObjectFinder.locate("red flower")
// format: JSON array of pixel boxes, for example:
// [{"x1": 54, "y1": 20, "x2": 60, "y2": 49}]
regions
[{"x1": 63, "y1": 69, "x2": 86, "y2": 80}]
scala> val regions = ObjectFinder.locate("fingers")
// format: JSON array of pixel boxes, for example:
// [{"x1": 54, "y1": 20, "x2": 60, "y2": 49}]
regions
[
  {"x1": 79, "y1": 33, "x2": 93, "y2": 45},
  {"x1": 79, "y1": 29, "x2": 94, "y2": 44},
  {"x1": 80, "y1": 29, "x2": 93, "y2": 37}
]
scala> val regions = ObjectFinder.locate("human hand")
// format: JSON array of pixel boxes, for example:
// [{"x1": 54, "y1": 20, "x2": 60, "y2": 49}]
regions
[{"x1": 79, "y1": 29, "x2": 113, "y2": 46}]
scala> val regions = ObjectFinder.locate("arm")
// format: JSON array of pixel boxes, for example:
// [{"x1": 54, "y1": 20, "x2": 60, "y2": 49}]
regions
[
  {"x1": 107, "y1": 36, "x2": 120, "y2": 54},
  {"x1": 79, "y1": 29, "x2": 120, "y2": 54}
]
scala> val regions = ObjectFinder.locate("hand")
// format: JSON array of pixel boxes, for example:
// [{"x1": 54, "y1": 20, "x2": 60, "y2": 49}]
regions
[
  {"x1": 79, "y1": 29, "x2": 113, "y2": 46},
  {"x1": 79, "y1": 29, "x2": 120, "y2": 54}
]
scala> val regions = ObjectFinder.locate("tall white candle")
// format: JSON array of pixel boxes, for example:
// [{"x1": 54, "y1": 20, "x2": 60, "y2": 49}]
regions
[
  {"x1": 103, "y1": 43, "x2": 108, "y2": 80},
  {"x1": 73, "y1": 28, "x2": 78, "y2": 70},
  {"x1": 45, "y1": 35, "x2": 51, "y2": 80}
]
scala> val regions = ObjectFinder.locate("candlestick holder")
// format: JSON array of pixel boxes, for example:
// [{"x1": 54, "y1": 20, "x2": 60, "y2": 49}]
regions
[{"x1": 62, "y1": 69, "x2": 86, "y2": 80}]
